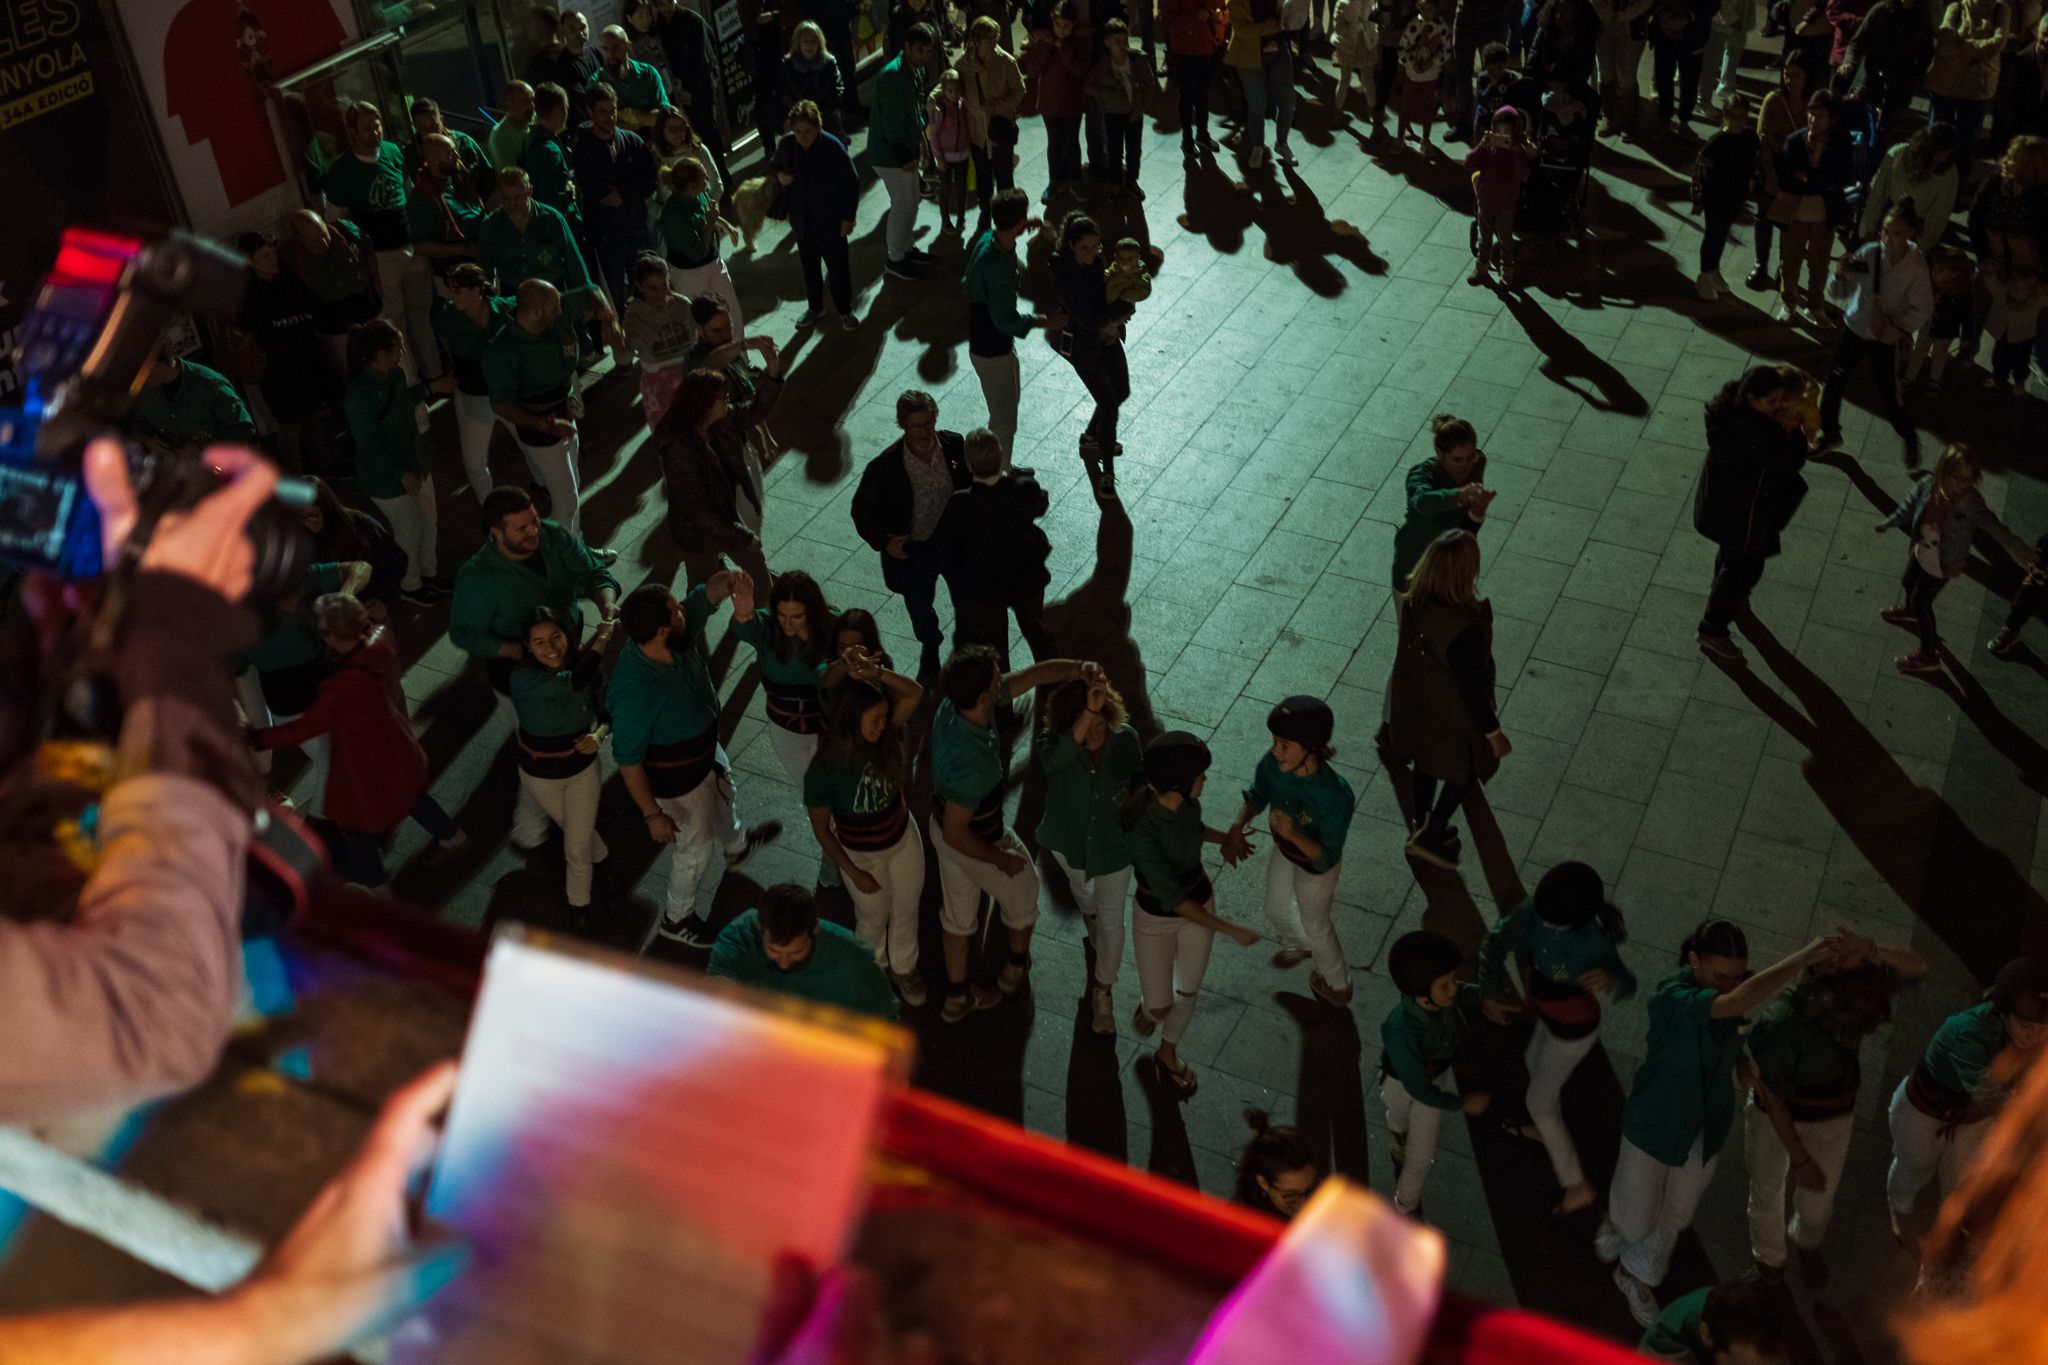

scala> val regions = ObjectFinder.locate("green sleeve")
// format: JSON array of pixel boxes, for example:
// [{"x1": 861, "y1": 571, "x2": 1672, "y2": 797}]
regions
[
  {"x1": 306, "y1": 562, "x2": 344, "y2": 595},
  {"x1": 449, "y1": 571, "x2": 505, "y2": 660},
  {"x1": 1381, "y1": 1010, "x2": 1463, "y2": 1110},
  {"x1": 1127, "y1": 819, "x2": 1185, "y2": 908},
  {"x1": 1036, "y1": 728, "x2": 1082, "y2": 776},
  {"x1": 1309, "y1": 774, "x2": 1355, "y2": 857},
  {"x1": 1405, "y1": 460, "x2": 1462, "y2": 519},
  {"x1": 1241, "y1": 758, "x2": 1273, "y2": 815},
  {"x1": 608, "y1": 666, "x2": 653, "y2": 767},
  {"x1": 212, "y1": 377, "x2": 254, "y2": 442},
  {"x1": 553, "y1": 524, "x2": 620, "y2": 604},
  {"x1": 1476, "y1": 901, "x2": 1533, "y2": 998},
  {"x1": 730, "y1": 613, "x2": 768, "y2": 655},
  {"x1": 552, "y1": 210, "x2": 596, "y2": 295},
  {"x1": 705, "y1": 919, "x2": 754, "y2": 982},
  {"x1": 647, "y1": 66, "x2": 668, "y2": 106},
  {"x1": 680, "y1": 583, "x2": 715, "y2": 637}
]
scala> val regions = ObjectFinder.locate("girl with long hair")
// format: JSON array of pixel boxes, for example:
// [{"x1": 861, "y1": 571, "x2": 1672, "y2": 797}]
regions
[
  {"x1": 1600, "y1": 919, "x2": 1840, "y2": 1326},
  {"x1": 728, "y1": 570, "x2": 846, "y2": 880},
  {"x1": 805, "y1": 656, "x2": 926, "y2": 1004},
  {"x1": 1034, "y1": 674, "x2": 1144, "y2": 1035},
  {"x1": 296, "y1": 475, "x2": 405, "y2": 618},
  {"x1": 1477, "y1": 861, "x2": 1636, "y2": 1215},
  {"x1": 510, "y1": 607, "x2": 614, "y2": 917},
  {"x1": 342, "y1": 319, "x2": 441, "y2": 606},
  {"x1": 649, "y1": 105, "x2": 724, "y2": 201},
  {"x1": 1877, "y1": 442, "x2": 2036, "y2": 676},
  {"x1": 832, "y1": 608, "x2": 894, "y2": 673}
]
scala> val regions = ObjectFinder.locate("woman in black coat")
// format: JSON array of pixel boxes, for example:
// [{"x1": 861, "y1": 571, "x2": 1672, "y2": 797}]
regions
[
  {"x1": 1693, "y1": 364, "x2": 1812, "y2": 662},
  {"x1": 771, "y1": 102, "x2": 864, "y2": 327},
  {"x1": 780, "y1": 21, "x2": 848, "y2": 139},
  {"x1": 1048, "y1": 212, "x2": 1136, "y2": 502}
]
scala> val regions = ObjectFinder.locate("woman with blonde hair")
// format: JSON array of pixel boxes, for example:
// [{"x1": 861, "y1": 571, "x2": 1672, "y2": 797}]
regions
[
  {"x1": 1383, "y1": 529, "x2": 1510, "y2": 869},
  {"x1": 1875, "y1": 442, "x2": 2036, "y2": 675},
  {"x1": 1969, "y1": 133, "x2": 2048, "y2": 276},
  {"x1": 780, "y1": 21, "x2": 846, "y2": 139}
]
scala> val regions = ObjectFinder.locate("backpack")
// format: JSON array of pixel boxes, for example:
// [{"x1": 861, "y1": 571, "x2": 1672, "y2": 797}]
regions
[{"x1": 1655, "y1": 0, "x2": 1693, "y2": 39}]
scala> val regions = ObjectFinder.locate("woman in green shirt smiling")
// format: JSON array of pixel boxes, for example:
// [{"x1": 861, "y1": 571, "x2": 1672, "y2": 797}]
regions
[
  {"x1": 729, "y1": 571, "x2": 846, "y2": 882},
  {"x1": 342, "y1": 320, "x2": 442, "y2": 606},
  {"x1": 509, "y1": 607, "x2": 613, "y2": 916},
  {"x1": 1034, "y1": 674, "x2": 1143, "y2": 1036}
]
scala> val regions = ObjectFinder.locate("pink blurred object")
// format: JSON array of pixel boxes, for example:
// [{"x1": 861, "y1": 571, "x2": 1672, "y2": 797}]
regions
[{"x1": 1186, "y1": 1179, "x2": 1444, "y2": 1365}]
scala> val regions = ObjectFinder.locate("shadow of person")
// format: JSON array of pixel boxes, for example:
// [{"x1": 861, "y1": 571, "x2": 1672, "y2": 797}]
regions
[
  {"x1": 1922, "y1": 653, "x2": 2048, "y2": 798},
  {"x1": 1135, "y1": 1055, "x2": 1203, "y2": 1189},
  {"x1": 1065, "y1": 945, "x2": 1131, "y2": 1163},
  {"x1": 1038, "y1": 501, "x2": 1166, "y2": 739},
  {"x1": 1274, "y1": 991, "x2": 1371, "y2": 1186},
  {"x1": 1173, "y1": 153, "x2": 1256, "y2": 255},
  {"x1": 1499, "y1": 286, "x2": 1652, "y2": 416}
]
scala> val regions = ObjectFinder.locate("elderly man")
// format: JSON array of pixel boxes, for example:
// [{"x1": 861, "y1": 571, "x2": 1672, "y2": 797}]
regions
[
  {"x1": 572, "y1": 82, "x2": 660, "y2": 312},
  {"x1": 850, "y1": 390, "x2": 972, "y2": 677},
  {"x1": 484, "y1": 279, "x2": 604, "y2": 548},
  {"x1": 406, "y1": 133, "x2": 484, "y2": 286},
  {"x1": 595, "y1": 22, "x2": 670, "y2": 129},
  {"x1": 315, "y1": 101, "x2": 435, "y2": 380}
]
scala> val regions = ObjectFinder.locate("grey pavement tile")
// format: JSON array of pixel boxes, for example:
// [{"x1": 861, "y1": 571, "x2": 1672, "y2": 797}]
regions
[
  {"x1": 1563, "y1": 713, "x2": 1675, "y2": 805},
  {"x1": 1483, "y1": 550, "x2": 1574, "y2": 625},
  {"x1": 1596, "y1": 644, "x2": 1701, "y2": 730},
  {"x1": 1635, "y1": 768, "x2": 1747, "y2": 869},
  {"x1": 1739, "y1": 754, "x2": 1840, "y2": 854},
  {"x1": 1237, "y1": 528, "x2": 1340, "y2": 595},
  {"x1": 1663, "y1": 698, "x2": 1774, "y2": 793},
  {"x1": 1276, "y1": 478, "x2": 1371, "y2": 544},
  {"x1": 1561, "y1": 542, "x2": 1663, "y2": 615},
  {"x1": 1531, "y1": 784, "x2": 1649, "y2": 872},
  {"x1": 1481, "y1": 732, "x2": 1577, "y2": 820},
  {"x1": 1533, "y1": 596, "x2": 1637, "y2": 675},
  {"x1": 1501, "y1": 498, "x2": 1601, "y2": 566},
  {"x1": 1591, "y1": 487, "x2": 1685, "y2": 555},
  {"x1": 1500, "y1": 660, "x2": 1608, "y2": 746},
  {"x1": 1294, "y1": 571, "x2": 1390, "y2": 646},
  {"x1": 1245, "y1": 631, "x2": 1356, "y2": 703},
  {"x1": 1533, "y1": 451, "x2": 1626, "y2": 513},
  {"x1": 1711, "y1": 831, "x2": 1827, "y2": 932},
  {"x1": 1616, "y1": 847, "x2": 1725, "y2": 953},
  {"x1": 1154, "y1": 648, "x2": 1262, "y2": 729}
]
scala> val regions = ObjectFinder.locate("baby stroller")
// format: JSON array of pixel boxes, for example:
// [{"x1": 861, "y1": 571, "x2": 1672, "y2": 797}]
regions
[{"x1": 1517, "y1": 81, "x2": 1599, "y2": 239}]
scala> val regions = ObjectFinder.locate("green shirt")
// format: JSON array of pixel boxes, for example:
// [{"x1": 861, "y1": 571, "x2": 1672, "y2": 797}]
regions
[
  {"x1": 318, "y1": 140, "x2": 410, "y2": 249},
  {"x1": 658, "y1": 188, "x2": 719, "y2": 268},
  {"x1": 1033, "y1": 726, "x2": 1141, "y2": 876},
  {"x1": 866, "y1": 52, "x2": 928, "y2": 167},
  {"x1": 1623, "y1": 970, "x2": 1746, "y2": 1166},
  {"x1": 606, "y1": 586, "x2": 722, "y2": 766},
  {"x1": 1241, "y1": 754, "x2": 1355, "y2": 874},
  {"x1": 129, "y1": 360, "x2": 253, "y2": 451},
  {"x1": 931, "y1": 697, "x2": 1004, "y2": 814},
  {"x1": 447, "y1": 522, "x2": 618, "y2": 661},
  {"x1": 591, "y1": 58, "x2": 668, "y2": 113},
  {"x1": 707, "y1": 911, "x2": 898, "y2": 1020},
  {"x1": 433, "y1": 295, "x2": 517, "y2": 366},
  {"x1": 342, "y1": 367, "x2": 427, "y2": 499},
  {"x1": 293, "y1": 219, "x2": 373, "y2": 304},
  {"x1": 477, "y1": 204, "x2": 596, "y2": 300},
  {"x1": 405, "y1": 181, "x2": 485, "y2": 251},
  {"x1": 1747, "y1": 998, "x2": 1863, "y2": 1120},
  {"x1": 1476, "y1": 900, "x2": 1635, "y2": 1002},
  {"x1": 1128, "y1": 796, "x2": 1208, "y2": 912},
  {"x1": 239, "y1": 562, "x2": 344, "y2": 672},
  {"x1": 1638, "y1": 1287, "x2": 1711, "y2": 1363},
  {"x1": 521, "y1": 126, "x2": 578, "y2": 217},
  {"x1": 508, "y1": 660, "x2": 602, "y2": 737},
  {"x1": 1390, "y1": 457, "x2": 1482, "y2": 590},
  {"x1": 487, "y1": 116, "x2": 531, "y2": 168},
  {"x1": 964, "y1": 228, "x2": 1034, "y2": 346},
  {"x1": 804, "y1": 752, "x2": 900, "y2": 821},
  {"x1": 1381, "y1": 988, "x2": 1477, "y2": 1111},
  {"x1": 1920, "y1": 1000, "x2": 2007, "y2": 1098},
  {"x1": 484, "y1": 314, "x2": 581, "y2": 406},
  {"x1": 730, "y1": 616, "x2": 830, "y2": 687}
]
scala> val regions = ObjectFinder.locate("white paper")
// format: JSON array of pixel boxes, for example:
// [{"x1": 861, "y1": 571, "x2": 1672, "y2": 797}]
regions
[{"x1": 391, "y1": 932, "x2": 896, "y2": 1365}]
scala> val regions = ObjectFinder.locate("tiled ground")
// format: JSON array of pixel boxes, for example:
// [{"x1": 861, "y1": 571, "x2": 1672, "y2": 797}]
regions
[{"x1": 334, "y1": 55, "x2": 2048, "y2": 1362}]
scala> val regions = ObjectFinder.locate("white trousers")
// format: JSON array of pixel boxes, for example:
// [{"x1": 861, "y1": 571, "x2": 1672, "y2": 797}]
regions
[
  {"x1": 764, "y1": 723, "x2": 817, "y2": 789},
  {"x1": 1744, "y1": 1101, "x2": 1854, "y2": 1268},
  {"x1": 495, "y1": 692, "x2": 553, "y2": 851},
  {"x1": 844, "y1": 823, "x2": 925, "y2": 974},
  {"x1": 653, "y1": 757, "x2": 748, "y2": 923},
  {"x1": 877, "y1": 165, "x2": 920, "y2": 261},
  {"x1": 1382, "y1": 1071, "x2": 1450, "y2": 1213},
  {"x1": 1524, "y1": 1023, "x2": 1599, "y2": 1189},
  {"x1": 517, "y1": 763, "x2": 609, "y2": 907},
  {"x1": 1052, "y1": 850, "x2": 1129, "y2": 987},
  {"x1": 371, "y1": 475, "x2": 439, "y2": 589},
  {"x1": 372, "y1": 247, "x2": 426, "y2": 383},
  {"x1": 929, "y1": 815, "x2": 1040, "y2": 936},
  {"x1": 1263, "y1": 851, "x2": 1348, "y2": 990},
  {"x1": 1610, "y1": 1135, "x2": 1718, "y2": 1287},
  {"x1": 1132, "y1": 905, "x2": 1214, "y2": 1046},
  {"x1": 969, "y1": 350, "x2": 1021, "y2": 466},
  {"x1": 453, "y1": 390, "x2": 511, "y2": 501},
  {"x1": 1886, "y1": 1076, "x2": 1991, "y2": 1214},
  {"x1": 668, "y1": 258, "x2": 745, "y2": 338},
  {"x1": 519, "y1": 426, "x2": 582, "y2": 538}
]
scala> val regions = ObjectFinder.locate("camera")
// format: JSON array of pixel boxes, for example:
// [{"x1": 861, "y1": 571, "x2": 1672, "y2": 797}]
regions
[{"x1": 0, "y1": 228, "x2": 312, "y2": 599}]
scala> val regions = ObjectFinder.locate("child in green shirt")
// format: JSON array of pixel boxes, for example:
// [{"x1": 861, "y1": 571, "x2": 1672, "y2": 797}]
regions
[{"x1": 1380, "y1": 929, "x2": 1490, "y2": 1217}]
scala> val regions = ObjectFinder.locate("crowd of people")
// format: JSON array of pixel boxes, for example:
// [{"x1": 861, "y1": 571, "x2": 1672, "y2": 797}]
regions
[{"x1": 102, "y1": 0, "x2": 2048, "y2": 1353}]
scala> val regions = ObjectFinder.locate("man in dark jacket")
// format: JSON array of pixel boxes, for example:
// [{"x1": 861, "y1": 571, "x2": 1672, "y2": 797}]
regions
[
  {"x1": 572, "y1": 84, "x2": 660, "y2": 311},
  {"x1": 1839, "y1": 0, "x2": 1934, "y2": 125},
  {"x1": 772, "y1": 106, "x2": 864, "y2": 327},
  {"x1": 1693, "y1": 366, "x2": 1811, "y2": 662},
  {"x1": 930, "y1": 428, "x2": 1057, "y2": 670},
  {"x1": 850, "y1": 390, "x2": 972, "y2": 676},
  {"x1": 649, "y1": 0, "x2": 734, "y2": 186}
]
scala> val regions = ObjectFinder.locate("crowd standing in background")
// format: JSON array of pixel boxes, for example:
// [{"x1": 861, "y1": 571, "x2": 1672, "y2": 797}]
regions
[{"x1": 146, "y1": 0, "x2": 2048, "y2": 1350}]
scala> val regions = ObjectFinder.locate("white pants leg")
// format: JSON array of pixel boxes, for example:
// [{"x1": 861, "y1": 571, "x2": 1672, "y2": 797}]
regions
[
  {"x1": 1263, "y1": 851, "x2": 1349, "y2": 990},
  {"x1": 453, "y1": 391, "x2": 505, "y2": 501},
  {"x1": 372, "y1": 248, "x2": 423, "y2": 384},
  {"x1": 655, "y1": 767, "x2": 725, "y2": 923},
  {"x1": 969, "y1": 350, "x2": 1021, "y2": 465},
  {"x1": 494, "y1": 692, "x2": 553, "y2": 848},
  {"x1": 877, "y1": 165, "x2": 920, "y2": 261},
  {"x1": 929, "y1": 815, "x2": 1041, "y2": 935},
  {"x1": 1052, "y1": 849, "x2": 1130, "y2": 987},
  {"x1": 1611, "y1": 1135, "x2": 1717, "y2": 1287},
  {"x1": 1382, "y1": 1072, "x2": 1448, "y2": 1213},
  {"x1": 765, "y1": 724, "x2": 818, "y2": 789},
  {"x1": 520, "y1": 427, "x2": 582, "y2": 538},
  {"x1": 1790, "y1": 1111, "x2": 1854, "y2": 1252},
  {"x1": 845, "y1": 823, "x2": 925, "y2": 974},
  {"x1": 669, "y1": 259, "x2": 745, "y2": 337},
  {"x1": 712, "y1": 745, "x2": 747, "y2": 857},
  {"x1": 519, "y1": 764, "x2": 603, "y2": 906},
  {"x1": 1745, "y1": 1103, "x2": 1853, "y2": 1266},
  {"x1": 1131, "y1": 905, "x2": 1215, "y2": 1045},
  {"x1": 400, "y1": 254, "x2": 442, "y2": 380},
  {"x1": 371, "y1": 476, "x2": 439, "y2": 589},
  {"x1": 237, "y1": 670, "x2": 276, "y2": 776},
  {"x1": 1524, "y1": 1024, "x2": 1599, "y2": 1189},
  {"x1": 1886, "y1": 1078, "x2": 1986, "y2": 1212}
]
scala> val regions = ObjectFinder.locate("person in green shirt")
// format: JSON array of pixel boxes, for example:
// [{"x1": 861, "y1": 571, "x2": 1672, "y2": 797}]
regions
[
  {"x1": 1601, "y1": 920, "x2": 1838, "y2": 1327},
  {"x1": 1123, "y1": 732, "x2": 1262, "y2": 1096},
  {"x1": 522, "y1": 81, "x2": 581, "y2": 223},
  {"x1": 402, "y1": 97, "x2": 491, "y2": 202},
  {"x1": 964, "y1": 190, "x2": 1050, "y2": 467},
  {"x1": 1379, "y1": 929, "x2": 1490, "y2": 1217},
  {"x1": 707, "y1": 885, "x2": 899, "y2": 1021},
  {"x1": 805, "y1": 652, "x2": 925, "y2": 1005},
  {"x1": 594, "y1": 23, "x2": 670, "y2": 130},
  {"x1": 1475, "y1": 861, "x2": 1635, "y2": 1216},
  {"x1": 129, "y1": 348, "x2": 254, "y2": 455},
  {"x1": 728, "y1": 570, "x2": 845, "y2": 879},
  {"x1": 610, "y1": 578, "x2": 780, "y2": 946},
  {"x1": 1388, "y1": 414, "x2": 1497, "y2": 592},
  {"x1": 869, "y1": 25, "x2": 936, "y2": 279},
  {"x1": 483, "y1": 279, "x2": 592, "y2": 543},
  {"x1": 477, "y1": 167, "x2": 602, "y2": 312},
  {"x1": 929, "y1": 645, "x2": 1097, "y2": 1022},
  {"x1": 405, "y1": 134, "x2": 484, "y2": 285},
  {"x1": 509, "y1": 606, "x2": 613, "y2": 916},
  {"x1": 1638, "y1": 1279, "x2": 1787, "y2": 1364},
  {"x1": 1222, "y1": 695, "x2": 1356, "y2": 1010},
  {"x1": 1034, "y1": 674, "x2": 1142, "y2": 1036},
  {"x1": 1887, "y1": 956, "x2": 2048, "y2": 1254},
  {"x1": 448, "y1": 486, "x2": 619, "y2": 693},
  {"x1": 430, "y1": 263, "x2": 519, "y2": 502},
  {"x1": 341, "y1": 320, "x2": 440, "y2": 604},
  {"x1": 488, "y1": 80, "x2": 536, "y2": 169},
  {"x1": 318, "y1": 101, "x2": 430, "y2": 385},
  {"x1": 1746, "y1": 932, "x2": 1927, "y2": 1285}
]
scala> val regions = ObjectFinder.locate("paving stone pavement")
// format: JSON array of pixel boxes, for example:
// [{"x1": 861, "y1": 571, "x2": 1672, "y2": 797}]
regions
[{"x1": 325, "y1": 60, "x2": 2048, "y2": 1363}]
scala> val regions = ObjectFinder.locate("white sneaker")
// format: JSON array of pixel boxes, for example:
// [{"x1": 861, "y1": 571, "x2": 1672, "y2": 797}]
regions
[
  {"x1": 1613, "y1": 1266, "x2": 1660, "y2": 1328},
  {"x1": 1594, "y1": 1216, "x2": 1624, "y2": 1263}
]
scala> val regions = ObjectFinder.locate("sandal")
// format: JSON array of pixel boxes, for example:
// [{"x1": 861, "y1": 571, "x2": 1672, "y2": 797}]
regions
[{"x1": 1158, "y1": 1054, "x2": 1199, "y2": 1096}]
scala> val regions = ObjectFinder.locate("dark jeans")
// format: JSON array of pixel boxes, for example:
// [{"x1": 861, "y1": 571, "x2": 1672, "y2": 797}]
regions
[
  {"x1": 797, "y1": 233, "x2": 854, "y2": 314},
  {"x1": 972, "y1": 137, "x2": 1016, "y2": 214},
  {"x1": 1072, "y1": 342, "x2": 1130, "y2": 450},
  {"x1": 1172, "y1": 52, "x2": 1213, "y2": 140},
  {"x1": 893, "y1": 540, "x2": 946, "y2": 658},
  {"x1": 1700, "y1": 546, "x2": 1767, "y2": 635},
  {"x1": 1700, "y1": 194, "x2": 1741, "y2": 272},
  {"x1": 1099, "y1": 114, "x2": 1143, "y2": 185},
  {"x1": 1044, "y1": 113, "x2": 1084, "y2": 184},
  {"x1": 1411, "y1": 770, "x2": 1472, "y2": 832},
  {"x1": 1928, "y1": 93, "x2": 1984, "y2": 177},
  {"x1": 937, "y1": 158, "x2": 969, "y2": 222},
  {"x1": 325, "y1": 793, "x2": 460, "y2": 889},
  {"x1": 951, "y1": 592, "x2": 1055, "y2": 671},
  {"x1": 592, "y1": 229, "x2": 653, "y2": 314},
  {"x1": 1753, "y1": 200, "x2": 1775, "y2": 271},
  {"x1": 1991, "y1": 336, "x2": 2034, "y2": 385},
  {"x1": 1901, "y1": 559, "x2": 1943, "y2": 656},
  {"x1": 822, "y1": 20, "x2": 863, "y2": 109},
  {"x1": 1653, "y1": 39, "x2": 1705, "y2": 120},
  {"x1": 2006, "y1": 569, "x2": 2045, "y2": 633},
  {"x1": 1821, "y1": 328, "x2": 1918, "y2": 462}
]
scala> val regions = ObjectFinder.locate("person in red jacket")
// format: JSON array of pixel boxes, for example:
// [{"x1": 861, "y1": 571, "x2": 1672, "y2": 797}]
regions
[
  {"x1": 1023, "y1": 4, "x2": 1096, "y2": 203},
  {"x1": 251, "y1": 593, "x2": 466, "y2": 888},
  {"x1": 1162, "y1": 0, "x2": 1226, "y2": 156}
]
